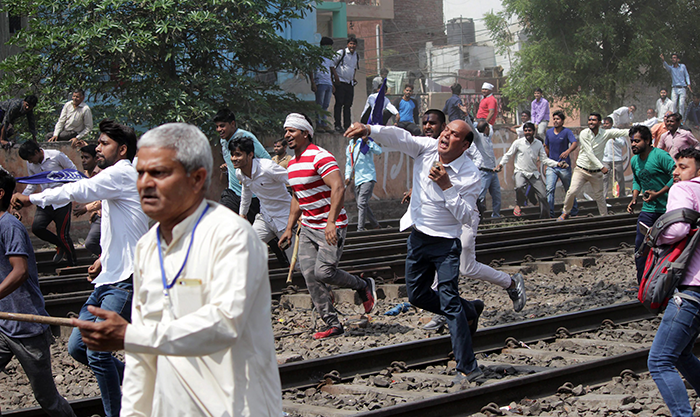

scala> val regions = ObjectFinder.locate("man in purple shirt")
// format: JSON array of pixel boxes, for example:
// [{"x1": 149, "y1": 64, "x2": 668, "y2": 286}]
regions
[
  {"x1": 658, "y1": 112, "x2": 700, "y2": 159},
  {"x1": 531, "y1": 88, "x2": 550, "y2": 140},
  {"x1": 544, "y1": 111, "x2": 578, "y2": 218}
]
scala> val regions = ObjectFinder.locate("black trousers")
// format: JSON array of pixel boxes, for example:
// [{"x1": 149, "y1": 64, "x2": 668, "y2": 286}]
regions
[
  {"x1": 32, "y1": 203, "x2": 76, "y2": 264},
  {"x1": 334, "y1": 82, "x2": 354, "y2": 130}
]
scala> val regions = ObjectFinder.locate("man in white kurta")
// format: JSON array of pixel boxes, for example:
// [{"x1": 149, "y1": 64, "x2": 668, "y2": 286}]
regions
[{"x1": 72, "y1": 123, "x2": 282, "y2": 417}]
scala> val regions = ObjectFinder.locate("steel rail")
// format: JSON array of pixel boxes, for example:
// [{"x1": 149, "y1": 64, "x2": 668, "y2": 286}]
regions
[{"x1": 5, "y1": 302, "x2": 652, "y2": 417}]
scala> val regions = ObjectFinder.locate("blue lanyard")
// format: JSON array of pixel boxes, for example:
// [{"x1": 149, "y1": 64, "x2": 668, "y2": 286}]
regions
[{"x1": 157, "y1": 204, "x2": 210, "y2": 296}]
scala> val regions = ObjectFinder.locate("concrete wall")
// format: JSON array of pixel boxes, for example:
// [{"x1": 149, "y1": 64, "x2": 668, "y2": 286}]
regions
[{"x1": 1, "y1": 125, "x2": 634, "y2": 247}]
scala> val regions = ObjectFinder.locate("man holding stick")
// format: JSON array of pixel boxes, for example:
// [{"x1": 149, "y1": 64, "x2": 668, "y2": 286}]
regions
[
  {"x1": 0, "y1": 169, "x2": 75, "y2": 417},
  {"x1": 11, "y1": 120, "x2": 149, "y2": 417}
]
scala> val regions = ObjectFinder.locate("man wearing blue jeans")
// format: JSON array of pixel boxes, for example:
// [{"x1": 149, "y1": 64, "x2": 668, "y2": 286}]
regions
[
  {"x1": 12, "y1": 120, "x2": 149, "y2": 417},
  {"x1": 310, "y1": 37, "x2": 335, "y2": 133},
  {"x1": 345, "y1": 120, "x2": 484, "y2": 383},
  {"x1": 647, "y1": 147, "x2": 700, "y2": 417},
  {"x1": 545, "y1": 111, "x2": 579, "y2": 218}
]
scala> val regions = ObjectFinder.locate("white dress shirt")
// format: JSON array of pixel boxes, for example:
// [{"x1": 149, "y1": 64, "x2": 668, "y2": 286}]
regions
[
  {"x1": 576, "y1": 128, "x2": 629, "y2": 170},
  {"x1": 603, "y1": 137, "x2": 627, "y2": 162},
  {"x1": 609, "y1": 106, "x2": 633, "y2": 126},
  {"x1": 657, "y1": 98, "x2": 676, "y2": 119},
  {"x1": 236, "y1": 158, "x2": 291, "y2": 233},
  {"x1": 369, "y1": 125, "x2": 480, "y2": 239},
  {"x1": 361, "y1": 93, "x2": 399, "y2": 117},
  {"x1": 499, "y1": 137, "x2": 559, "y2": 178},
  {"x1": 122, "y1": 200, "x2": 282, "y2": 417},
  {"x1": 29, "y1": 159, "x2": 148, "y2": 286},
  {"x1": 52, "y1": 101, "x2": 93, "y2": 139},
  {"x1": 22, "y1": 149, "x2": 77, "y2": 197},
  {"x1": 635, "y1": 117, "x2": 661, "y2": 128}
]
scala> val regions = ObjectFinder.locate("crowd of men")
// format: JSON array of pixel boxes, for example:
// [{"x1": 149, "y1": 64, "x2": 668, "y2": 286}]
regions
[{"x1": 0, "y1": 46, "x2": 699, "y2": 416}]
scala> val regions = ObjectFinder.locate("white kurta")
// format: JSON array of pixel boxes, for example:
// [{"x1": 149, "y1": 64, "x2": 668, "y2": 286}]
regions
[{"x1": 121, "y1": 200, "x2": 282, "y2": 417}]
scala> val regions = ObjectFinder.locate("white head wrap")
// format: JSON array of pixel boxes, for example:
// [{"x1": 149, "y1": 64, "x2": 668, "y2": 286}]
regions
[
  {"x1": 482, "y1": 82, "x2": 494, "y2": 90},
  {"x1": 284, "y1": 113, "x2": 314, "y2": 138}
]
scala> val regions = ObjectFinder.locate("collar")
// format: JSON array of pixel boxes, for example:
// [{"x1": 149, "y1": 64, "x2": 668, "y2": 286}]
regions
[
  {"x1": 249, "y1": 158, "x2": 260, "y2": 179},
  {"x1": 161, "y1": 199, "x2": 209, "y2": 250},
  {"x1": 484, "y1": 93, "x2": 493, "y2": 98},
  {"x1": 72, "y1": 102, "x2": 86, "y2": 109},
  {"x1": 442, "y1": 151, "x2": 468, "y2": 174}
]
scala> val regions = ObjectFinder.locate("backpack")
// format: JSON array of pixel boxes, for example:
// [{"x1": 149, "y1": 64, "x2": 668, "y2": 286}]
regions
[
  {"x1": 637, "y1": 208, "x2": 700, "y2": 314},
  {"x1": 336, "y1": 48, "x2": 360, "y2": 71}
]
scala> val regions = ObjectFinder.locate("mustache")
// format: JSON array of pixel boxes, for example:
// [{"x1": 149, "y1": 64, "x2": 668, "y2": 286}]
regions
[{"x1": 140, "y1": 189, "x2": 158, "y2": 198}]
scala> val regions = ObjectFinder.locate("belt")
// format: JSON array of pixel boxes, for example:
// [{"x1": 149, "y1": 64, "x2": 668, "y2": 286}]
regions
[
  {"x1": 678, "y1": 285, "x2": 700, "y2": 293},
  {"x1": 673, "y1": 85, "x2": 687, "y2": 88},
  {"x1": 577, "y1": 165, "x2": 602, "y2": 173},
  {"x1": 479, "y1": 167, "x2": 496, "y2": 172}
]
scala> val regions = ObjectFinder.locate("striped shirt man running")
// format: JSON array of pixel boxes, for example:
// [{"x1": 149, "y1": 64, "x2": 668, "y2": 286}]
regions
[{"x1": 287, "y1": 143, "x2": 348, "y2": 229}]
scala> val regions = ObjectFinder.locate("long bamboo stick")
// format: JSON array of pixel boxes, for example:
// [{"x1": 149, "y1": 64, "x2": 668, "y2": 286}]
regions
[{"x1": 0, "y1": 312, "x2": 74, "y2": 327}]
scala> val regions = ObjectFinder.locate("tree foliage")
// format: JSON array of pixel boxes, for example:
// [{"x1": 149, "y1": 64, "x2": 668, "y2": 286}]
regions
[
  {"x1": 0, "y1": 0, "x2": 329, "y2": 137},
  {"x1": 486, "y1": 0, "x2": 695, "y2": 116}
]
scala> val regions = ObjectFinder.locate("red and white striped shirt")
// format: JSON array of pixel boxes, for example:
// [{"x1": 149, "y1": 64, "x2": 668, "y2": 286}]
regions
[{"x1": 287, "y1": 144, "x2": 348, "y2": 229}]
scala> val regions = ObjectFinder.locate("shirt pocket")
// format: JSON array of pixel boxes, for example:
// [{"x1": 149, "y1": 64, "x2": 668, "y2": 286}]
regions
[{"x1": 170, "y1": 278, "x2": 204, "y2": 318}]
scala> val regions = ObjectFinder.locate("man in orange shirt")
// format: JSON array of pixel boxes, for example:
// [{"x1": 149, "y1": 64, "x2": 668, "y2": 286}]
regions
[
  {"x1": 476, "y1": 82, "x2": 498, "y2": 125},
  {"x1": 652, "y1": 112, "x2": 672, "y2": 147}
]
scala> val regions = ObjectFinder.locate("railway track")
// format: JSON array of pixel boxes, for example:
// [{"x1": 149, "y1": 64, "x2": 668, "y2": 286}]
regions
[
  {"x1": 6, "y1": 301, "x2": 663, "y2": 417},
  {"x1": 35, "y1": 212, "x2": 638, "y2": 318}
]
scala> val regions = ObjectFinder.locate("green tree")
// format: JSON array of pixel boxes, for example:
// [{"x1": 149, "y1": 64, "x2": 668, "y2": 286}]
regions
[
  {"x1": 0, "y1": 0, "x2": 329, "y2": 138},
  {"x1": 486, "y1": 0, "x2": 678, "y2": 116}
]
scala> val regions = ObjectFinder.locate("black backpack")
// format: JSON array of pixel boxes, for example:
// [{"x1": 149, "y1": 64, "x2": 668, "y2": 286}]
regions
[{"x1": 637, "y1": 208, "x2": 700, "y2": 314}]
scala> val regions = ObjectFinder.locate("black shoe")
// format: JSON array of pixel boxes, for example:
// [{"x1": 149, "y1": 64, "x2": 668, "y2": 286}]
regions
[
  {"x1": 334, "y1": 126, "x2": 344, "y2": 133},
  {"x1": 468, "y1": 300, "x2": 484, "y2": 336},
  {"x1": 52, "y1": 247, "x2": 66, "y2": 264},
  {"x1": 452, "y1": 367, "x2": 484, "y2": 385}
]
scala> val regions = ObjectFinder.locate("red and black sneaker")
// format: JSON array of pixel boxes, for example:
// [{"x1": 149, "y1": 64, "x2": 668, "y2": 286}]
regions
[
  {"x1": 357, "y1": 276, "x2": 376, "y2": 314},
  {"x1": 313, "y1": 325, "x2": 344, "y2": 340}
]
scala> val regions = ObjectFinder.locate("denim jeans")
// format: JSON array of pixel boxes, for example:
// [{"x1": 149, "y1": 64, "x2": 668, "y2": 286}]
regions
[
  {"x1": 635, "y1": 211, "x2": 663, "y2": 283},
  {"x1": 477, "y1": 170, "x2": 501, "y2": 217},
  {"x1": 315, "y1": 83, "x2": 333, "y2": 127},
  {"x1": 405, "y1": 229, "x2": 478, "y2": 375},
  {"x1": 68, "y1": 280, "x2": 133, "y2": 417},
  {"x1": 672, "y1": 87, "x2": 688, "y2": 119},
  {"x1": 546, "y1": 166, "x2": 578, "y2": 218},
  {"x1": 648, "y1": 291, "x2": 700, "y2": 417}
]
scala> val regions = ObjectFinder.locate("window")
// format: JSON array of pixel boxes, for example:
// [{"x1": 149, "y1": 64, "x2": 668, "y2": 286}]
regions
[{"x1": 9, "y1": 14, "x2": 23, "y2": 34}]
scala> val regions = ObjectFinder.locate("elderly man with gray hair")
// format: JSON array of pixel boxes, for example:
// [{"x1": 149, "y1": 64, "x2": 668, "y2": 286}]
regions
[{"x1": 72, "y1": 123, "x2": 283, "y2": 416}]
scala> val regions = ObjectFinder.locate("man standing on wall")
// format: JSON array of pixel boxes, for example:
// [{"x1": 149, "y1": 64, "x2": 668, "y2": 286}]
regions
[
  {"x1": 331, "y1": 36, "x2": 360, "y2": 133},
  {"x1": 309, "y1": 37, "x2": 336, "y2": 133},
  {"x1": 531, "y1": 88, "x2": 549, "y2": 140},
  {"x1": 661, "y1": 53, "x2": 692, "y2": 118}
]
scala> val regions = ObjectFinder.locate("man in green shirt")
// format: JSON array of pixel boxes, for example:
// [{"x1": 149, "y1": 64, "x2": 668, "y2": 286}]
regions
[{"x1": 626, "y1": 125, "x2": 676, "y2": 283}]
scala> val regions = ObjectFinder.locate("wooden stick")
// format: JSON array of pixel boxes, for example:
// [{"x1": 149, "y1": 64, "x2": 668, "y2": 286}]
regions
[
  {"x1": 286, "y1": 226, "x2": 302, "y2": 284},
  {"x1": 0, "y1": 312, "x2": 74, "y2": 327}
]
